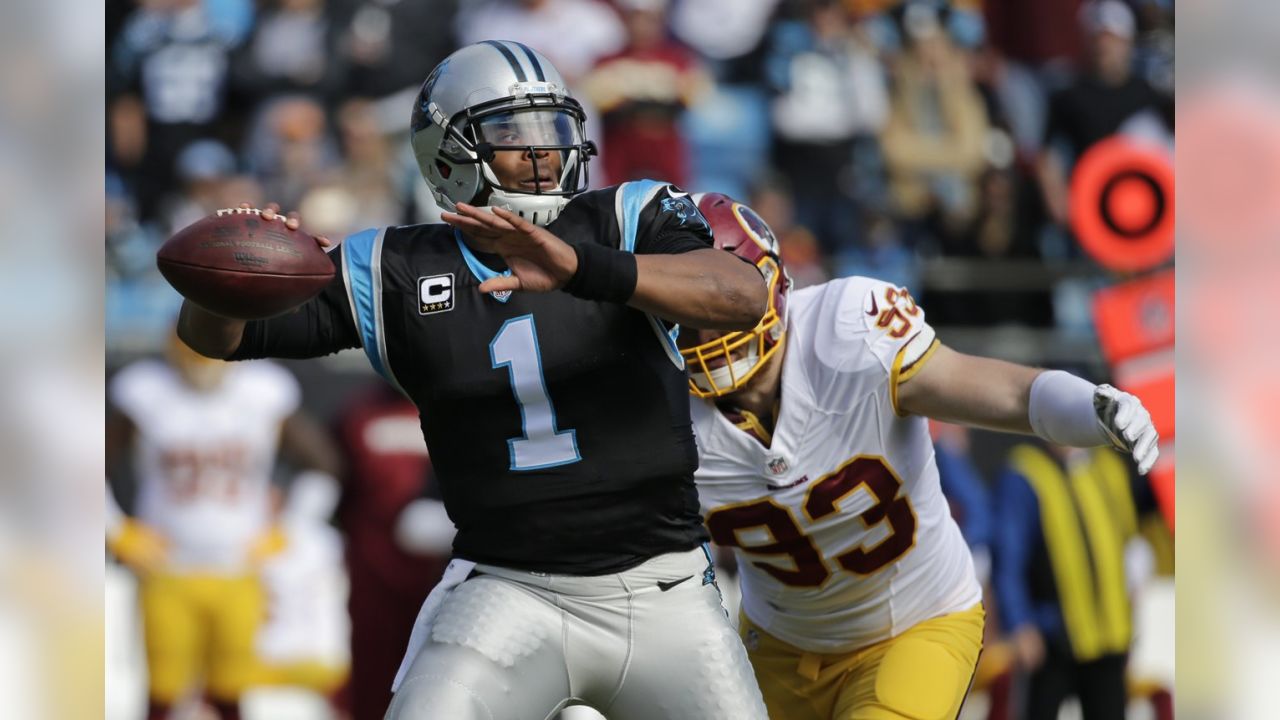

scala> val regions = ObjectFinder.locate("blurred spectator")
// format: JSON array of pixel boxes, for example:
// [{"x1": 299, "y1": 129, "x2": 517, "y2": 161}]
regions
[
  {"x1": 242, "y1": 95, "x2": 343, "y2": 212},
  {"x1": 1130, "y1": 0, "x2": 1173, "y2": 94},
  {"x1": 204, "y1": 0, "x2": 258, "y2": 47},
  {"x1": 931, "y1": 422, "x2": 992, "y2": 582},
  {"x1": 159, "y1": 138, "x2": 239, "y2": 234},
  {"x1": 1036, "y1": 0, "x2": 1174, "y2": 226},
  {"x1": 971, "y1": 44, "x2": 1048, "y2": 167},
  {"x1": 747, "y1": 176, "x2": 829, "y2": 289},
  {"x1": 765, "y1": 0, "x2": 888, "y2": 253},
  {"x1": 830, "y1": 210, "x2": 917, "y2": 290},
  {"x1": 332, "y1": 0, "x2": 458, "y2": 102},
  {"x1": 880, "y1": 1, "x2": 989, "y2": 240},
  {"x1": 983, "y1": 0, "x2": 1084, "y2": 68},
  {"x1": 229, "y1": 0, "x2": 341, "y2": 104},
  {"x1": 456, "y1": 0, "x2": 626, "y2": 84},
  {"x1": 924, "y1": 166, "x2": 1056, "y2": 328},
  {"x1": 107, "y1": 172, "x2": 161, "y2": 280},
  {"x1": 583, "y1": 0, "x2": 711, "y2": 187},
  {"x1": 993, "y1": 441, "x2": 1153, "y2": 720},
  {"x1": 291, "y1": 98, "x2": 408, "y2": 240},
  {"x1": 670, "y1": 0, "x2": 781, "y2": 79},
  {"x1": 334, "y1": 384, "x2": 452, "y2": 720},
  {"x1": 108, "y1": 0, "x2": 238, "y2": 220}
]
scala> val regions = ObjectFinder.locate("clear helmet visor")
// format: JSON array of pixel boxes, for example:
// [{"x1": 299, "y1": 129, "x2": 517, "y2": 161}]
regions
[
  {"x1": 474, "y1": 108, "x2": 581, "y2": 148},
  {"x1": 471, "y1": 108, "x2": 586, "y2": 197}
]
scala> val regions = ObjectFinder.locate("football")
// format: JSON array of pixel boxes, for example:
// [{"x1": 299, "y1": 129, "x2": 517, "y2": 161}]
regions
[{"x1": 156, "y1": 207, "x2": 335, "y2": 320}]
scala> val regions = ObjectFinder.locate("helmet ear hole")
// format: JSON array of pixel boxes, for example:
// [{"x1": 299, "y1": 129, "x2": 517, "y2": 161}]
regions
[{"x1": 435, "y1": 160, "x2": 452, "y2": 179}]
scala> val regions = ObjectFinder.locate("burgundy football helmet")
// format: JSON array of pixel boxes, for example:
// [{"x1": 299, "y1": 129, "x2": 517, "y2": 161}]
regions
[{"x1": 684, "y1": 193, "x2": 792, "y2": 398}]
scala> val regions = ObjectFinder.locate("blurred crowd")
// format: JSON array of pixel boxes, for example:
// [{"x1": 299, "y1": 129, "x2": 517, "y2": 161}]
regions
[{"x1": 106, "y1": 0, "x2": 1174, "y2": 353}]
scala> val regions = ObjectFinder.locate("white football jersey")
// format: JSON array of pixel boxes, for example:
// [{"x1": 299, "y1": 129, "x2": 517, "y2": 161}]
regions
[
  {"x1": 692, "y1": 276, "x2": 981, "y2": 653},
  {"x1": 109, "y1": 359, "x2": 300, "y2": 572}
]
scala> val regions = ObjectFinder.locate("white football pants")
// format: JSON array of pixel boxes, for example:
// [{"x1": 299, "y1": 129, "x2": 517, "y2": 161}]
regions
[{"x1": 385, "y1": 545, "x2": 767, "y2": 720}]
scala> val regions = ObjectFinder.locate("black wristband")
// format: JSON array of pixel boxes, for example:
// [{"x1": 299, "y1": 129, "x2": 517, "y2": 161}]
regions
[{"x1": 563, "y1": 242, "x2": 638, "y2": 303}]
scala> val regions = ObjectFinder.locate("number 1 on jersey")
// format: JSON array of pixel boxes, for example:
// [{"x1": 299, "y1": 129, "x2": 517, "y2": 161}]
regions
[{"x1": 490, "y1": 315, "x2": 581, "y2": 471}]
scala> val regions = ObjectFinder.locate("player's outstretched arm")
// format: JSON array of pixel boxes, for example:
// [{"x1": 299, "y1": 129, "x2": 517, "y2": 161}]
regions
[
  {"x1": 898, "y1": 344, "x2": 1159, "y2": 474},
  {"x1": 630, "y1": 249, "x2": 766, "y2": 330},
  {"x1": 442, "y1": 203, "x2": 766, "y2": 329}
]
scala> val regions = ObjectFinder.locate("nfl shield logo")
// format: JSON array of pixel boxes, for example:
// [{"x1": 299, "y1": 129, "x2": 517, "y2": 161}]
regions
[
  {"x1": 767, "y1": 456, "x2": 789, "y2": 475},
  {"x1": 490, "y1": 289, "x2": 513, "y2": 302}
]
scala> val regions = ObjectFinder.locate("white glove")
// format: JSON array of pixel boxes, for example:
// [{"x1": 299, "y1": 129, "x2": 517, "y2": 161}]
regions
[{"x1": 1093, "y1": 384, "x2": 1160, "y2": 475}]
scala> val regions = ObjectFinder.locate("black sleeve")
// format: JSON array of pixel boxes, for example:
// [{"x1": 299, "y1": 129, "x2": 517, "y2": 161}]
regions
[
  {"x1": 229, "y1": 246, "x2": 361, "y2": 360},
  {"x1": 633, "y1": 185, "x2": 716, "y2": 256}
]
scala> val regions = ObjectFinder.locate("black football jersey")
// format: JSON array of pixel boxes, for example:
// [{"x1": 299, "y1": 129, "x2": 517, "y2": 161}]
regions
[{"x1": 232, "y1": 180, "x2": 722, "y2": 574}]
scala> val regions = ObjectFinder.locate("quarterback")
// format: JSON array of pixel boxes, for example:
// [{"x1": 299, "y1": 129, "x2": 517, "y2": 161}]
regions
[
  {"x1": 176, "y1": 42, "x2": 770, "y2": 720},
  {"x1": 681, "y1": 193, "x2": 1158, "y2": 720}
]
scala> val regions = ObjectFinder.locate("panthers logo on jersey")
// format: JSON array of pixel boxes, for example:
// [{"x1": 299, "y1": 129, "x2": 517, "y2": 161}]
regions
[{"x1": 660, "y1": 192, "x2": 711, "y2": 235}]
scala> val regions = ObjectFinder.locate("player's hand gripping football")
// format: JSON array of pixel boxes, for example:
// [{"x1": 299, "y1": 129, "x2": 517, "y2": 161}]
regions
[
  {"x1": 1093, "y1": 384, "x2": 1159, "y2": 475},
  {"x1": 442, "y1": 203, "x2": 578, "y2": 294},
  {"x1": 239, "y1": 202, "x2": 334, "y2": 249}
]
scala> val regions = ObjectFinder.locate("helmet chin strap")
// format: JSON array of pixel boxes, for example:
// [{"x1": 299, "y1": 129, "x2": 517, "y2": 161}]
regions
[{"x1": 690, "y1": 342, "x2": 761, "y2": 395}]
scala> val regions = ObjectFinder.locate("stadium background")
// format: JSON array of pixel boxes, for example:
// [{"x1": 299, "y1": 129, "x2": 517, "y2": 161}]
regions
[{"x1": 104, "y1": 0, "x2": 1175, "y2": 718}]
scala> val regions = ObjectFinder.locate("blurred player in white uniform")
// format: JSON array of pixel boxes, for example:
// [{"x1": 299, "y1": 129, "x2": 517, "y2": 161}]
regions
[
  {"x1": 681, "y1": 194, "x2": 1160, "y2": 720},
  {"x1": 105, "y1": 335, "x2": 342, "y2": 720}
]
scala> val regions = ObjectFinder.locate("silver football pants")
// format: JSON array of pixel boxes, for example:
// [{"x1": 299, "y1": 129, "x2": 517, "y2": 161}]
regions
[{"x1": 385, "y1": 546, "x2": 767, "y2": 720}]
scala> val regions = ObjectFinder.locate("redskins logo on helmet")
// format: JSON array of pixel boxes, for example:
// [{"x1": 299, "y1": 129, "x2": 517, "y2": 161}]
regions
[{"x1": 684, "y1": 193, "x2": 792, "y2": 398}]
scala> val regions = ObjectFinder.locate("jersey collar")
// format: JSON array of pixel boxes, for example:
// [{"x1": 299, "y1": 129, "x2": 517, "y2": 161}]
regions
[{"x1": 454, "y1": 229, "x2": 513, "y2": 303}]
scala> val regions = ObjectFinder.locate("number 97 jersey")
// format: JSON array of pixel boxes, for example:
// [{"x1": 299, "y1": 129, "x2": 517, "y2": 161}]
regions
[{"x1": 691, "y1": 276, "x2": 981, "y2": 654}]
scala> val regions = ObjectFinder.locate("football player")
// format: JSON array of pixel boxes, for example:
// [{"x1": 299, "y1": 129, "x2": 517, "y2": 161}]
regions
[
  {"x1": 106, "y1": 334, "x2": 342, "y2": 720},
  {"x1": 174, "y1": 42, "x2": 771, "y2": 719},
  {"x1": 680, "y1": 193, "x2": 1159, "y2": 720}
]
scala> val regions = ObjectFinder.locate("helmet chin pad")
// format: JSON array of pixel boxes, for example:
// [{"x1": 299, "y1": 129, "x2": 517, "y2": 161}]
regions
[{"x1": 486, "y1": 188, "x2": 569, "y2": 226}]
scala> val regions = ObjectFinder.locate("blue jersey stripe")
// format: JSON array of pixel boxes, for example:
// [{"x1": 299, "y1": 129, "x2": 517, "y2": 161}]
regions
[
  {"x1": 342, "y1": 228, "x2": 397, "y2": 383},
  {"x1": 614, "y1": 180, "x2": 685, "y2": 368},
  {"x1": 616, "y1": 178, "x2": 666, "y2": 253}
]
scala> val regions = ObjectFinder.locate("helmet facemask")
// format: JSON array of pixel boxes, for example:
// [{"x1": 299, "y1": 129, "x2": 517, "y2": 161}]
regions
[{"x1": 682, "y1": 256, "x2": 787, "y2": 398}]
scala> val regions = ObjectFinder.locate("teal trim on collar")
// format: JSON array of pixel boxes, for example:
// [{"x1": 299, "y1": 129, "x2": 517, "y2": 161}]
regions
[{"x1": 454, "y1": 229, "x2": 513, "y2": 303}]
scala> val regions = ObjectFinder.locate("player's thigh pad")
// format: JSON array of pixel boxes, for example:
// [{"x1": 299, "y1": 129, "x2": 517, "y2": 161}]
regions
[
  {"x1": 838, "y1": 604, "x2": 984, "y2": 720},
  {"x1": 385, "y1": 575, "x2": 572, "y2": 720},
  {"x1": 139, "y1": 573, "x2": 205, "y2": 702},
  {"x1": 604, "y1": 576, "x2": 768, "y2": 720}
]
